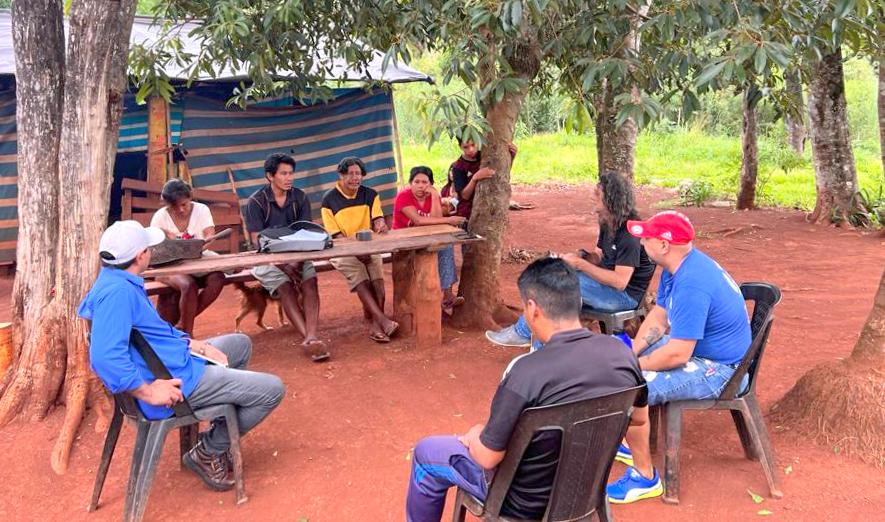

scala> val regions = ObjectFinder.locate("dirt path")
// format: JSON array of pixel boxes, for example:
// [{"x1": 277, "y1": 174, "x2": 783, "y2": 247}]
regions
[{"x1": 1, "y1": 184, "x2": 883, "y2": 521}]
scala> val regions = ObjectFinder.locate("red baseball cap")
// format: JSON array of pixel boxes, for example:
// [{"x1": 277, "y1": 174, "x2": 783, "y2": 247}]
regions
[{"x1": 627, "y1": 211, "x2": 695, "y2": 245}]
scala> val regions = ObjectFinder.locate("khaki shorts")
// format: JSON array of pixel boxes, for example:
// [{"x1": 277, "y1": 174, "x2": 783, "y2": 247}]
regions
[
  {"x1": 330, "y1": 255, "x2": 384, "y2": 291},
  {"x1": 251, "y1": 261, "x2": 317, "y2": 297}
]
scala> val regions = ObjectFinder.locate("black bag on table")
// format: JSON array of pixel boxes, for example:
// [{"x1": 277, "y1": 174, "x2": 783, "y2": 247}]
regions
[{"x1": 257, "y1": 221, "x2": 333, "y2": 253}]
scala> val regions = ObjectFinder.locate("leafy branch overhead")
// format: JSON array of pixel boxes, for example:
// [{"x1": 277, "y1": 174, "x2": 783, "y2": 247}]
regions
[{"x1": 131, "y1": 1, "x2": 882, "y2": 144}]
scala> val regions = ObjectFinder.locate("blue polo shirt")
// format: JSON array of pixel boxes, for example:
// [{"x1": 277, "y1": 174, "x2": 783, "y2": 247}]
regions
[
  {"x1": 657, "y1": 248, "x2": 751, "y2": 365},
  {"x1": 77, "y1": 267, "x2": 206, "y2": 419}
]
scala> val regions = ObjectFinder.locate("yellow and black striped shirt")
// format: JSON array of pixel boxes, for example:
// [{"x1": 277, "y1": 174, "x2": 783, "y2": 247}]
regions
[{"x1": 321, "y1": 182, "x2": 384, "y2": 238}]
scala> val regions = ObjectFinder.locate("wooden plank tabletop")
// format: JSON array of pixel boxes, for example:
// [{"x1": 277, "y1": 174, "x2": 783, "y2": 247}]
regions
[{"x1": 143, "y1": 224, "x2": 481, "y2": 278}]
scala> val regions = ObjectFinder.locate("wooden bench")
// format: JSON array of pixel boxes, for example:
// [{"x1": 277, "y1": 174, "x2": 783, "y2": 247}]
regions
[
  {"x1": 121, "y1": 178, "x2": 243, "y2": 254},
  {"x1": 144, "y1": 255, "x2": 391, "y2": 296}
]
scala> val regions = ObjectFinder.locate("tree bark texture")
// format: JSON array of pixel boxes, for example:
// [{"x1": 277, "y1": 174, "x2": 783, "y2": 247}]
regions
[
  {"x1": 0, "y1": 0, "x2": 137, "y2": 475},
  {"x1": 785, "y1": 70, "x2": 807, "y2": 155},
  {"x1": 849, "y1": 266, "x2": 885, "y2": 362},
  {"x1": 737, "y1": 89, "x2": 759, "y2": 210},
  {"x1": 807, "y1": 50, "x2": 860, "y2": 224},
  {"x1": 878, "y1": 58, "x2": 884, "y2": 181},
  {"x1": 593, "y1": 8, "x2": 646, "y2": 181},
  {"x1": 454, "y1": 29, "x2": 541, "y2": 329},
  {"x1": 0, "y1": 0, "x2": 66, "y2": 423},
  {"x1": 594, "y1": 81, "x2": 637, "y2": 180}
]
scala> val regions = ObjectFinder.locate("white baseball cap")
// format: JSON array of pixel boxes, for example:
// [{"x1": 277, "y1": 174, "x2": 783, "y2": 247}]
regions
[{"x1": 98, "y1": 220, "x2": 165, "y2": 265}]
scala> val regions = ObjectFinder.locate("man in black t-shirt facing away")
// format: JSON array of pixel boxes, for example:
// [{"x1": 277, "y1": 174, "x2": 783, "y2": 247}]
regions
[
  {"x1": 405, "y1": 258, "x2": 646, "y2": 522},
  {"x1": 487, "y1": 171, "x2": 656, "y2": 349}
]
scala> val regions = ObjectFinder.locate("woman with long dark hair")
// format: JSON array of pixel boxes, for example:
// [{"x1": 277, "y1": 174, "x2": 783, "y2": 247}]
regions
[{"x1": 486, "y1": 172, "x2": 655, "y2": 348}]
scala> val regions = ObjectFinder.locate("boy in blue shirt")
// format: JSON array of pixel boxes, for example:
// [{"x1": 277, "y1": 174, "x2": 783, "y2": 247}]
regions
[
  {"x1": 606, "y1": 211, "x2": 751, "y2": 504},
  {"x1": 78, "y1": 221, "x2": 285, "y2": 491}
]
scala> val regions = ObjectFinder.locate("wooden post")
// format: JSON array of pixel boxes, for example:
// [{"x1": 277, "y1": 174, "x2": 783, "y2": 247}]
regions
[
  {"x1": 147, "y1": 95, "x2": 169, "y2": 185},
  {"x1": 393, "y1": 251, "x2": 416, "y2": 334},
  {"x1": 413, "y1": 249, "x2": 442, "y2": 346},
  {"x1": 390, "y1": 89, "x2": 405, "y2": 189}
]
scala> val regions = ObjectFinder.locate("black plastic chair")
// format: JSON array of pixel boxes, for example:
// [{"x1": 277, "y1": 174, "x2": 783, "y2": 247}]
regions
[
  {"x1": 87, "y1": 330, "x2": 246, "y2": 522},
  {"x1": 648, "y1": 282, "x2": 783, "y2": 504},
  {"x1": 580, "y1": 303, "x2": 648, "y2": 334},
  {"x1": 453, "y1": 385, "x2": 646, "y2": 522}
]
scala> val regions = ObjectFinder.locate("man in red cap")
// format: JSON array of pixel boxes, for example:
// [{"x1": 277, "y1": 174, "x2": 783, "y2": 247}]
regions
[{"x1": 606, "y1": 210, "x2": 751, "y2": 504}]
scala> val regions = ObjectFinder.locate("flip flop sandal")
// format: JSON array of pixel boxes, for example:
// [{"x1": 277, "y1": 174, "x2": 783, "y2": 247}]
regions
[
  {"x1": 384, "y1": 321, "x2": 400, "y2": 338},
  {"x1": 369, "y1": 331, "x2": 390, "y2": 343},
  {"x1": 302, "y1": 340, "x2": 330, "y2": 362}
]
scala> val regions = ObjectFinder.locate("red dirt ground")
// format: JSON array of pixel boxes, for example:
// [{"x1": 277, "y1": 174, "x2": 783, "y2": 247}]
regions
[{"x1": 1, "y1": 184, "x2": 884, "y2": 522}]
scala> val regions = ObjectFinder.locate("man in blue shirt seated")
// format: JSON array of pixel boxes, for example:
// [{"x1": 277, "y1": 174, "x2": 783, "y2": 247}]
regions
[
  {"x1": 606, "y1": 210, "x2": 752, "y2": 504},
  {"x1": 78, "y1": 221, "x2": 285, "y2": 492}
]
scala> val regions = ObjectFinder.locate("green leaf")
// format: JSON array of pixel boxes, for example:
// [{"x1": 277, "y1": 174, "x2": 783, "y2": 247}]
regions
[
  {"x1": 747, "y1": 489, "x2": 764, "y2": 504},
  {"x1": 754, "y1": 48, "x2": 768, "y2": 75},
  {"x1": 757, "y1": 509, "x2": 773, "y2": 516},
  {"x1": 694, "y1": 60, "x2": 727, "y2": 88}
]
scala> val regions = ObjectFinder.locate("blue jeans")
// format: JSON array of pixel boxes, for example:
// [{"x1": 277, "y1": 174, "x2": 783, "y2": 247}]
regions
[
  {"x1": 514, "y1": 272, "x2": 638, "y2": 348},
  {"x1": 406, "y1": 435, "x2": 489, "y2": 522},
  {"x1": 638, "y1": 335, "x2": 746, "y2": 405},
  {"x1": 438, "y1": 245, "x2": 457, "y2": 290}
]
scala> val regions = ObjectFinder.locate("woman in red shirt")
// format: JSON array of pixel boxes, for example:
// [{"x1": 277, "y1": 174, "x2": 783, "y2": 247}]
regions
[{"x1": 393, "y1": 166, "x2": 466, "y2": 312}]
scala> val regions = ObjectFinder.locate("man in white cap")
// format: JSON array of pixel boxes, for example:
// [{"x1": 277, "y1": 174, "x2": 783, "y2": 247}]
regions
[{"x1": 78, "y1": 220, "x2": 285, "y2": 492}]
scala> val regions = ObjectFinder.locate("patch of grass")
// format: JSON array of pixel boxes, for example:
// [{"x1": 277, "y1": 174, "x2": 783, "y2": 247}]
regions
[
  {"x1": 396, "y1": 56, "x2": 882, "y2": 212},
  {"x1": 400, "y1": 129, "x2": 882, "y2": 211}
]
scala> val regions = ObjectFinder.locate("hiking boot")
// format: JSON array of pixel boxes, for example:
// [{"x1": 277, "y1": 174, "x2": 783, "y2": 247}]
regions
[
  {"x1": 606, "y1": 466, "x2": 663, "y2": 504},
  {"x1": 182, "y1": 440, "x2": 235, "y2": 492},
  {"x1": 485, "y1": 325, "x2": 531, "y2": 348},
  {"x1": 615, "y1": 443, "x2": 634, "y2": 466}
]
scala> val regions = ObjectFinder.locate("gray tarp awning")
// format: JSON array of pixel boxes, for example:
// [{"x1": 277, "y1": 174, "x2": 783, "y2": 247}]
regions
[{"x1": 0, "y1": 11, "x2": 432, "y2": 84}]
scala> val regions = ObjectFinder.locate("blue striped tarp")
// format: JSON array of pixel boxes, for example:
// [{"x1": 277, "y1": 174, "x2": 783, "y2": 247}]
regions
[
  {"x1": 0, "y1": 89, "x2": 16, "y2": 262},
  {"x1": 182, "y1": 87, "x2": 400, "y2": 220},
  {"x1": 0, "y1": 85, "x2": 402, "y2": 263},
  {"x1": 118, "y1": 94, "x2": 183, "y2": 152}
]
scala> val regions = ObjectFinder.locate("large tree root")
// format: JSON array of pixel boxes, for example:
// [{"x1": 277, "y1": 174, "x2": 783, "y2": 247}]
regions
[
  {"x1": 51, "y1": 373, "x2": 88, "y2": 474},
  {"x1": 770, "y1": 360, "x2": 885, "y2": 467}
]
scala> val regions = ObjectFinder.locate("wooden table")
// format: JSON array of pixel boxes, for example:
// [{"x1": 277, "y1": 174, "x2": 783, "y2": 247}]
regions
[{"x1": 143, "y1": 225, "x2": 481, "y2": 346}]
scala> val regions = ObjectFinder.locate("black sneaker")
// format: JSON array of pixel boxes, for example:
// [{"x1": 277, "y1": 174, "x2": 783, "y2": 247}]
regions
[{"x1": 182, "y1": 440, "x2": 235, "y2": 491}]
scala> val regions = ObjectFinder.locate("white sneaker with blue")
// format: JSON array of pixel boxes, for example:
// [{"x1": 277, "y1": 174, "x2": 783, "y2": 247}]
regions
[
  {"x1": 615, "y1": 443, "x2": 633, "y2": 466},
  {"x1": 485, "y1": 324, "x2": 531, "y2": 348},
  {"x1": 607, "y1": 466, "x2": 663, "y2": 504}
]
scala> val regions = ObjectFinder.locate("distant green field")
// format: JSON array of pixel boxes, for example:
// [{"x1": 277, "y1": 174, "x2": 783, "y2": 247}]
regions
[
  {"x1": 401, "y1": 130, "x2": 882, "y2": 210},
  {"x1": 396, "y1": 57, "x2": 882, "y2": 211}
]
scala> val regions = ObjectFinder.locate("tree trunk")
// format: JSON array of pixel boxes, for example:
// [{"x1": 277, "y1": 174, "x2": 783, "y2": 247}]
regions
[
  {"x1": 0, "y1": 0, "x2": 137, "y2": 475},
  {"x1": 593, "y1": 8, "x2": 647, "y2": 181},
  {"x1": 453, "y1": 30, "x2": 541, "y2": 329},
  {"x1": 594, "y1": 82, "x2": 637, "y2": 180},
  {"x1": 807, "y1": 50, "x2": 860, "y2": 225},
  {"x1": 0, "y1": 0, "x2": 66, "y2": 422},
  {"x1": 737, "y1": 88, "x2": 759, "y2": 210},
  {"x1": 772, "y1": 268, "x2": 885, "y2": 465},
  {"x1": 878, "y1": 58, "x2": 884, "y2": 180},
  {"x1": 785, "y1": 70, "x2": 807, "y2": 155}
]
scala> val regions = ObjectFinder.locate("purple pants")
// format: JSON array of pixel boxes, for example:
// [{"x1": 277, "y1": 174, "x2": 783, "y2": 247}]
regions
[{"x1": 406, "y1": 435, "x2": 489, "y2": 522}]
